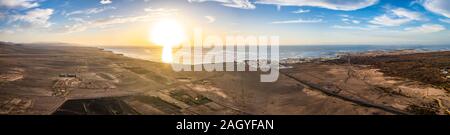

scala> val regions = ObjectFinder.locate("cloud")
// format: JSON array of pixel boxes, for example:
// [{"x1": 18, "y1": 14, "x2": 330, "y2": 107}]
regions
[
  {"x1": 342, "y1": 19, "x2": 360, "y2": 24},
  {"x1": 0, "y1": 28, "x2": 14, "y2": 34},
  {"x1": 370, "y1": 8, "x2": 422, "y2": 26},
  {"x1": 187, "y1": 0, "x2": 255, "y2": 9},
  {"x1": 0, "y1": 0, "x2": 39, "y2": 9},
  {"x1": 271, "y1": 18, "x2": 322, "y2": 24},
  {"x1": 370, "y1": 15, "x2": 411, "y2": 26},
  {"x1": 205, "y1": 16, "x2": 215, "y2": 23},
  {"x1": 421, "y1": 0, "x2": 450, "y2": 18},
  {"x1": 439, "y1": 18, "x2": 450, "y2": 24},
  {"x1": 404, "y1": 24, "x2": 445, "y2": 33},
  {"x1": 339, "y1": 14, "x2": 355, "y2": 18},
  {"x1": 62, "y1": 15, "x2": 152, "y2": 33},
  {"x1": 68, "y1": 17, "x2": 86, "y2": 23},
  {"x1": 0, "y1": 12, "x2": 4, "y2": 19},
  {"x1": 292, "y1": 9, "x2": 310, "y2": 14},
  {"x1": 100, "y1": 0, "x2": 112, "y2": 5},
  {"x1": 144, "y1": 7, "x2": 178, "y2": 13},
  {"x1": 255, "y1": 0, "x2": 378, "y2": 11},
  {"x1": 65, "y1": 6, "x2": 116, "y2": 16},
  {"x1": 11, "y1": 8, "x2": 54, "y2": 27},
  {"x1": 392, "y1": 8, "x2": 422, "y2": 20},
  {"x1": 352, "y1": 20, "x2": 360, "y2": 24},
  {"x1": 340, "y1": 15, "x2": 360, "y2": 24},
  {"x1": 332, "y1": 25, "x2": 379, "y2": 31},
  {"x1": 143, "y1": 7, "x2": 179, "y2": 17},
  {"x1": 187, "y1": 0, "x2": 378, "y2": 10},
  {"x1": 61, "y1": 8, "x2": 179, "y2": 33}
]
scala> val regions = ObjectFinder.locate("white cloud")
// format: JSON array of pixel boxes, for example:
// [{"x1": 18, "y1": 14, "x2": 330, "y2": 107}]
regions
[
  {"x1": 100, "y1": 0, "x2": 112, "y2": 5},
  {"x1": 11, "y1": 8, "x2": 54, "y2": 27},
  {"x1": 292, "y1": 9, "x2": 310, "y2": 14},
  {"x1": 0, "y1": 12, "x2": 4, "y2": 19},
  {"x1": 409, "y1": 0, "x2": 421, "y2": 6},
  {"x1": 65, "y1": 6, "x2": 116, "y2": 16},
  {"x1": 439, "y1": 18, "x2": 450, "y2": 24},
  {"x1": 61, "y1": 8, "x2": 179, "y2": 33},
  {"x1": 0, "y1": 0, "x2": 39, "y2": 9},
  {"x1": 341, "y1": 18, "x2": 360, "y2": 24},
  {"x1": 144, "y1": 7, "x2": 178, "y2": 13},
  {"x1": 392, "y1": 8, "x2": 422, "y2": 20},
  {"x1": 68, "y1": 17, "x2": 86, "y2": 23},
  {"x1": 255, "y1": 0, "x2": 378, "y2": 11},
  {"x1": 352, "y1": 20, "x2": 360, "y2": 24},
  {"x1": 370, "y1": 15, "x2": 410, "y2": 26},
  {"x1": 370, "y1": 8, "x2": 422, "y2": 26},
  {"x1": 143, "y1": 7, "x2": 179, "y2": 17},
  {"x1": 187, "y1": 0, "x2": 255, "y2": 9},
  {"x1": 0, "y1": 28, "x2": 14, "y2": 34},
  {"x1": 62, "y1": 15, "x2": 151, "y2": 33},
  {"x1": 421, "y1": 0, "x2": 450, "y2": 18},
  {"x1": 271, "y1": 18, "x2": 322, "y2": 24},
  {"x1": 205, "y1": 16, "x2": 215, "y2": 23},
  {"x1": 332, "y1": 25, "x2": 378, "y2": 31},
  {"x1": 339, "y1": 14, "x2": 352, "y2": 18},
  {"x1": 340, "y1": 14, "x2": 360, "y2": 24},
  {"x1": 187, "y1": 0, "x2": 379, "y2": 11},
  {"x1": 404, "y1": 24, "x2": 445, "y2": 33}
]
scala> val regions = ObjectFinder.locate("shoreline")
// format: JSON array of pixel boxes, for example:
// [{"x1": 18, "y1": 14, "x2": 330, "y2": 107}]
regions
[
  {"x1": 99, "y1": 45, "x2": 450, "y2": 115},
  {"x1": 99, "y1": 45, "x2": 450, "y2": 65},
  {"x1": 1, "y1": 42, "x2": 449, "y2": 115}
]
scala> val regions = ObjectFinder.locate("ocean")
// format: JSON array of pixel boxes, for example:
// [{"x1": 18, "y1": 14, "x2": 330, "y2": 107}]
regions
[{"x1": 102, "y1": 45, "x2": 450, "y2": 64}]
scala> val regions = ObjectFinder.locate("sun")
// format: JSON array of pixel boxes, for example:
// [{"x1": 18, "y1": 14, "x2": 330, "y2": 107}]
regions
[
  {"x1": 150, "y1": 19, "x2": 186, "y2": 63},
  {"x1": 150, "y1": 19, "x2": 186, "y2": 47}
]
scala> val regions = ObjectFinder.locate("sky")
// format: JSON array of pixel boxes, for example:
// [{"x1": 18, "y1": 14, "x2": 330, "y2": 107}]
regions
[{"x1": 0, "y1": 0, "x2": 449, "y2": 46}]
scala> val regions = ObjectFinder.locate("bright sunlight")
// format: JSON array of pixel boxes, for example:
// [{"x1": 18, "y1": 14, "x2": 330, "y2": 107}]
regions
[{"x1": 150, "y1": 19, "x2": 186, "y2": 63}]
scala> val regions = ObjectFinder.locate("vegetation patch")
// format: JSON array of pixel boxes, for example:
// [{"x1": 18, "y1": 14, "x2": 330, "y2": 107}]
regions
[
  {"x1": 406, "y1": 102, "x2": 440, "y2": 115},
  {"x1": 169, "y1": 90, "x2": 212, "y2": 106},
  {"x1": 134, "y1": 96, "x2": 181, "y2": 114},
  {"x1": 329, "y1": 51, "x2": 450, "y2": 91}
]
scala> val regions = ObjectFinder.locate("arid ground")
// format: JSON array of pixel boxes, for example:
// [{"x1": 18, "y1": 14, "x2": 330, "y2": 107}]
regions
[{"x1": 0, "y1": 42, "x2": 449, "y2": 115}]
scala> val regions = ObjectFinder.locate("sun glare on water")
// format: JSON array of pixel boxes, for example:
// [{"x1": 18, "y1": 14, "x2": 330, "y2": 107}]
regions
[
  {"x1": 150, "y1": 19, "x2": 186, "y2": 63},
  {"x1": 161, "y1": 46, "x2": 173, "y2": 63}
]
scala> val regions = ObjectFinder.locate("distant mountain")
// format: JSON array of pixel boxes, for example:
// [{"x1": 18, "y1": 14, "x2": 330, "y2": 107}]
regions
[
  {"x1": 0, "y1": 41, "x2": 17, "y2": 46},
  {"x1": 27, "y1": 42, "x2": 80, "y2": 46}
]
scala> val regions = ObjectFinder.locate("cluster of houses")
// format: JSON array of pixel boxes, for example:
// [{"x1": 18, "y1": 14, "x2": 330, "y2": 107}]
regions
[
  {"x1": 441, "y1": 68, "x2": 450, "y2": 79},
  {"x1": 59, "y1": 73, "x2": 77, "y2": 78},
  {"x1": 280, "y1": 57, "x2": 339, "y2": 64}
]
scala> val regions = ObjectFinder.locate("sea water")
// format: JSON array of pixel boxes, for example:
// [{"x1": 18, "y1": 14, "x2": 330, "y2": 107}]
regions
[{"x1": 103, "y1": 45, "x2": 450, "y2": 64}]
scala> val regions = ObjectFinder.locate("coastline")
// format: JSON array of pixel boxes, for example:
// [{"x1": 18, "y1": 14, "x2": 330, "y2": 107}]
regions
[
  {"x1": 71, "y1": 45, "x2": 450, "y2": 115},
  {"x1": 1, "y1": 43, "x2": 449, "y2": 115},
  {"x1": 100, "y1": 45, "x2": 450, "y2": 65}
]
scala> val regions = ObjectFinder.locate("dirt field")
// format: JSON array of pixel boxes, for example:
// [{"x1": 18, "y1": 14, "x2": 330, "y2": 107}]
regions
[
  {"x1": 329, "y1": 51, "x2": 450, "y2": 91},
  {"x1": 1, "y1": 42, "x2": 449, "y2": 115}
]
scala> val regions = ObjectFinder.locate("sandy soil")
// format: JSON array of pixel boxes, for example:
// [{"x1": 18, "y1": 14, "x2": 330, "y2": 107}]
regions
[{"x1": 1, "y1": 42, "x2": 448, "y2": 115}]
